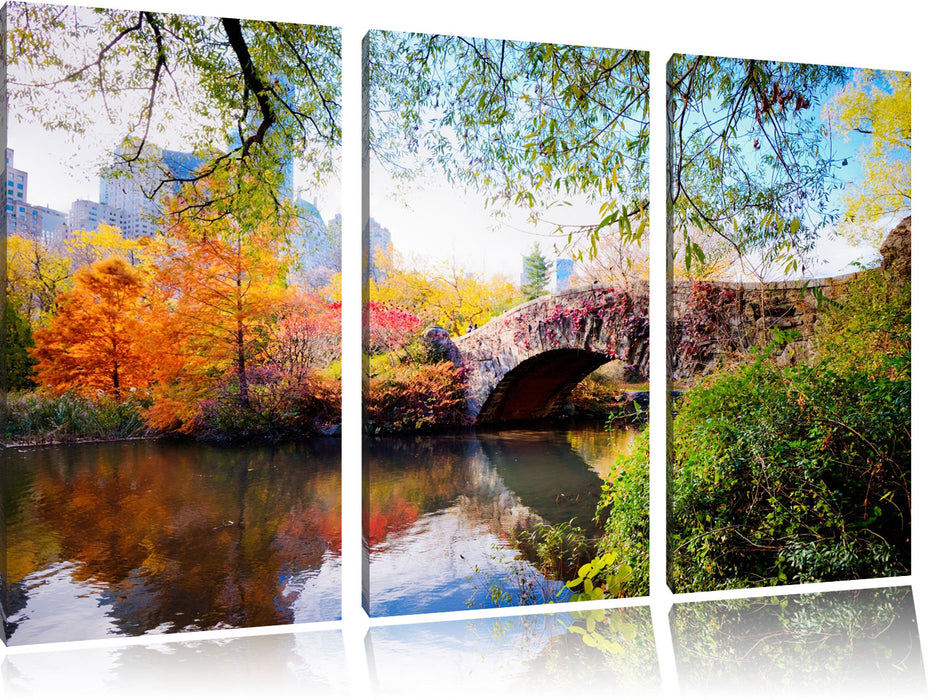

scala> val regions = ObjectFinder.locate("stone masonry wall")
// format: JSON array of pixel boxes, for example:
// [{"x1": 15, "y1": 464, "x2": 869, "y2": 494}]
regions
[{"x1": 669, "y1": 216, "x2": 911, "y2": 380}]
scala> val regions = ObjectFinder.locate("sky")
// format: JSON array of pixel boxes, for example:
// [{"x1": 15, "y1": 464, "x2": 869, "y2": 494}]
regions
[
  {"x1": 8, "y1": 24, "x2": 898, "y2": 286},
  {"x1": 368, "y1": 58, "x2": 905, "y2": 285},
  {"x1": 368, "y1": 164, "x2": 598, "y2": 284}
]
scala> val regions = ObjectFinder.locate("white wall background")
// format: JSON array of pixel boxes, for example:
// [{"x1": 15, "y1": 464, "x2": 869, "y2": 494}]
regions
[{"x1": 3, "y1": 1, "x2": 931, "y2": 698}]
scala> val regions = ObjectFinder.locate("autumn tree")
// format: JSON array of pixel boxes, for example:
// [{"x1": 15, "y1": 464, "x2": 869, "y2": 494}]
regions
[
  {"x1": 64, "y1": 224, "x2": 142, "y2": 270},
  {"x1": 826, "y1": 70, "x2": 911, "y2": 244},
  {"x1": 142, "y1": 175, "x2": 294, "y2": 430},
  {"x1": 264, "y1": 288, "x2": 341, "y2": 383},
  {"x1": 6, "y1": 234, "x2": 72, "y2": 325},
  {"x1": 369, "y1": 248, "x2": 521, "y2": 336},
  {"x1": 366, "y1": 302, "x2": 422, "y2": 357},
  {"x1": 32, "y1": 256, "x2": 150, "y2": 399}
]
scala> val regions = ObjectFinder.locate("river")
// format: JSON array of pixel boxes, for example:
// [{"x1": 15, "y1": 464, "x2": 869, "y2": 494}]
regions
[
  {"x1": 3, "y1": 439, "x2": 341, "y2": 645},
  {"x1": 365, "y1": 424, "x2": 640, "y2": 616},
  {"x1": 3, "y1": 424, "x2": 639, "y2": 643}
]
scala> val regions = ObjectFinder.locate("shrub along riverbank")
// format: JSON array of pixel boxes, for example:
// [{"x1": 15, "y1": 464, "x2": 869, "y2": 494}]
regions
[
  {"x1": 3, "y1": 366, "x2": 342, "y2": 445},
  {"x1": 531, "y1": 261, "x2": 910, "y2": 601},
  {"x1": 669, "y1": 264, "x2": 910, "y2": 591}
]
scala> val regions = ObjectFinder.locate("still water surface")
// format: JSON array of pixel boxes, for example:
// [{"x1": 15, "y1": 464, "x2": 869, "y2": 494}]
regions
[
  {"x1": 4, "y1": 439, "x2": 341, "y2": 645},
  {"x1": 366, "y1": 424, "x2": 639, "y2": 616}
]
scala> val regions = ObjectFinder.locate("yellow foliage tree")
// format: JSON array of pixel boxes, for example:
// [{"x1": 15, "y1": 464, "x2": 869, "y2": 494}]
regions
[
  {"x1": 5, "y1": 234, "x2": 72, "y2": 324},
  {"x1": 827, "y1": 70, "x2": 910, "y2": 243},
  {"x1": 370, "y1": 248, "x2": 521, "y2": 336},
  {"x1": 64, "y1": 223, "x2": 143, "y2": 269}
]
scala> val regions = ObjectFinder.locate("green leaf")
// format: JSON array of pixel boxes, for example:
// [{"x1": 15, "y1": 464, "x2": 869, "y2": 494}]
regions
[{"x1": 596, "y1": 211, "x2": 619, "y2": 231}]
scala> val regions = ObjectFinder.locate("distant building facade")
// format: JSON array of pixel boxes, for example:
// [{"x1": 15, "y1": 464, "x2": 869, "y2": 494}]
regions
[
  {"x1": 368, "y1": 218, "x2": 392, "y2": 282},
  {"x1": 5, "y1": 145, "x2": 208, "y2": 247},
  {"x1": 5, "y1": 149, "x2": 68, "y2": 246},
  {"x1": 97, "y1": 143, "x2": 204, "y2": 240},
  {"x1": 555, "y1": 258, "x2": 574, "y2": 292},
  {"x1": 291, "y1": 199, "x2": 341, "y2": 287},
  {"x1": 67, "y1": 199, "x2": 130, "y2": 237}
]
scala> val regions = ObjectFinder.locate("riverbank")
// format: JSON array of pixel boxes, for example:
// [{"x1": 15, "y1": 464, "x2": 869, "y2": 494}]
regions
[{"x1": 2, "y1": 389, "x2": 341, "y2": 447}]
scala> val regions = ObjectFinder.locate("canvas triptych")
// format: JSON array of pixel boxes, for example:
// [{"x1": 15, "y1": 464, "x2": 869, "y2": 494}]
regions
[{"x1": 0, "y1": 2, "x2": 911, "y2": 646}]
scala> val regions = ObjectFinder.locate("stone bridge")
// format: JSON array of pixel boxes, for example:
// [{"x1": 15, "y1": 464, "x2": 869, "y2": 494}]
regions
[
  {"x1": 428, "y1": 216, "x2": 909, "y2": 425},
  {"x1": 428, "y1": 284, "x2": 649, "y2": 424},
  {"x1": 669, "y1": 216, "x2": 911, "y2": 380}
]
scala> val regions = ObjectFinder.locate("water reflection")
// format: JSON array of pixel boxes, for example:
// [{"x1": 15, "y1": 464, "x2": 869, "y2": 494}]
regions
[
  {"x1": 365, "y1": 426, "x2": 638, "y2": 616},
  {"x1": 4, "y1": 439, "x2": 341, "y2": 645},
  {"x1": 671, "y1": 586, "x2": 926, "y2": 697},
  {"x1": 2, "y1": 628, "x2": 349, "y2": 698},
  {"x1": 367, "y1": 605, "x2": 660, "y2": 696},
  {"x1": 565, "y1": 423, "x2": 641, "y2": 480}
]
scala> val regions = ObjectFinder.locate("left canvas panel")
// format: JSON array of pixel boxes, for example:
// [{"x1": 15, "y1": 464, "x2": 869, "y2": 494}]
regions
[{"x1": 1, "y1": 2, "x2": 342, "y2": 645}]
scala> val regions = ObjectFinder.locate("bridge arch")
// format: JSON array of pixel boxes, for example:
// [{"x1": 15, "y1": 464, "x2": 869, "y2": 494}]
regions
[
  {"x1": 431, "y1": 285, "x2": 649, "y2": 425},
  {"x1": 475, "y1": 348, "x2": 614, "y2": 423}
]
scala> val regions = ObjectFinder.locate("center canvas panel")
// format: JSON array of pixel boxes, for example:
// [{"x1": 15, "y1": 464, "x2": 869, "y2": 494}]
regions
[
  {"x1": 363, "y1": 30, "x2": 650, "y2": 615},
  {"x1": 2, "y1": 3, "x2": 342, "y2": 645}
]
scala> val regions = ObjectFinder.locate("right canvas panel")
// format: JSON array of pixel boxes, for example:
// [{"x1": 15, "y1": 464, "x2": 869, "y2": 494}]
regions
[{"x1": 666, "y1": 56, "x2": 911, "y2": 592}]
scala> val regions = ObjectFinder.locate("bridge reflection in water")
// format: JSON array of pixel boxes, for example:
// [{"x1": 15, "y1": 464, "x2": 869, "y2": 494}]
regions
[{"x1": 363, "y1": 425, "x2": 635, "y2": 616}]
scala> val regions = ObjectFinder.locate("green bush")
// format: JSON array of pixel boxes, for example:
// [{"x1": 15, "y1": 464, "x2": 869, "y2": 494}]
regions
[
  {"x1": 670, "y1": 266, "x2": 911, "y2": 592},
  {"x1": 815, "y1": 265, "x2": 910, "y2": 379},
  {"x1": 4, "y1": 304, "x2": 37, "y2": 391},
  {"x1": 594, "y1": 427, "x2": 650, "y2": 596},
  {"x1": 513, "y1": 520, "x2": 593, "y2": 583},
  {"x1": 669, "y1": 355, "x2": 910, "y2": 592},
  {"x1": 4, "y1": 391, "x2": 150, "y2": 444}
]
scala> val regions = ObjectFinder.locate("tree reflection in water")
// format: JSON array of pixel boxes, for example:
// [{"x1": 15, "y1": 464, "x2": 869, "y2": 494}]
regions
[
  {"x1": 364, "y1": 426, "x2": 637, "y2": 615},
  {"x1": 4, "y1": 439, "x2": 340, "y2": 644}
]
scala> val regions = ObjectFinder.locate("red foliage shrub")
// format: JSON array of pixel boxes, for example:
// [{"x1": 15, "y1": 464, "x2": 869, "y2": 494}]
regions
[{"x1": 368, "y1": 361, "x2": 469, "y2": 433}]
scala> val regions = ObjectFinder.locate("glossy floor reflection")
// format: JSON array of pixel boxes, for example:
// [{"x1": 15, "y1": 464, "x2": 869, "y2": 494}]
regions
[
  {"x1": 671, "y1": 586, "x2": 925, "y2": 697},
  {"x1": 2, "y1": 628, "x2": 349, "y2": 699},
  {"x1": 367, "y1": 605, "x2": 660, "y2": 696},
  {"x1": 1, "y1": 586, "x2": 925, "y2": 698}
]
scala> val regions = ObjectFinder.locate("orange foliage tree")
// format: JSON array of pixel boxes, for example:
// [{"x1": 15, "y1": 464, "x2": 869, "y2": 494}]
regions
[
  {"x1": 265, "y1": 288, "x2": 341, "y2": 380},
  {"x1": 142, "y1": 178, "x2": 295, "y2": 431},
  {"x1": 31, "y1": 256, "x2": 150, "y2": 399}
]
